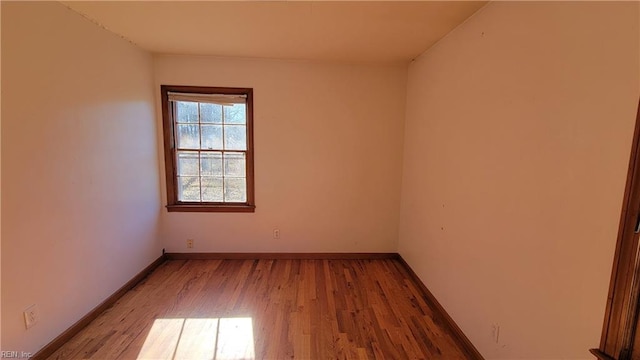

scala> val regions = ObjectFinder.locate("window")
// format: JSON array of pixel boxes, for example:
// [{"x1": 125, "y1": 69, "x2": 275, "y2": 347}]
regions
[{"x1": 161, "y1": 85, "x2": 255, "y2": 212}]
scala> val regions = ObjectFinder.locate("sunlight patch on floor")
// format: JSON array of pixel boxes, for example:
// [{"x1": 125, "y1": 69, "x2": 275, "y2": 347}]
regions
[{"x1": 137, "y1": 317, "x2": 255, "y2": 360}]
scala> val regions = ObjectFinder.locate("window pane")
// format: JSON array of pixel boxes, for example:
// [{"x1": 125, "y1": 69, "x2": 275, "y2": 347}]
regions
[
  {"x1": 201, "y1": 103, "x2": 222, "y2": 123},
  {"x1": 201, "y1": 125, "x2": 223, "y2": 150},
  {"x1": 177, "y1": 124, "x2": 200, "y2": 149},
  {"x1": 178, "y1": 176, "x2": 200, "y2": 201},
  {"x1": 202, "y1": 177, "x2": 223, "y2": 202},
  {"x1": 224, "y1": 152, "x2": 246, "y2": 177},
  {"x1": 224, "y1": 125, "x2": 246, "y2": 150},
  {"x1": 177, "y1": 151, "x2": 199, "y2": 176},
  {"x1": 176, "y1": 101, "x2": 198, "y2": 123},
  {"x1": 224, "y1": 178, "x2": 246, "y2": 202},
  {"x1": 200, "y1": 152, "x2": 222, "y2": 176},
  {"x1": 224, "y1": 104, "x2": 246, "y2": 124}
]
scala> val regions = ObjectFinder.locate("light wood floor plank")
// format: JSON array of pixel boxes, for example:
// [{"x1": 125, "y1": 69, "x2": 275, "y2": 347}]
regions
[{"x1": 47, "y1": 259, "x2": 470, "y2": 359}]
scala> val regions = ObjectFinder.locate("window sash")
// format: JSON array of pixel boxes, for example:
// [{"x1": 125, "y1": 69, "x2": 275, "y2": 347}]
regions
[
  {"x1": 171, "y1": 101, "x2": 248, "y2": 204},
  {"x1": 174, "y1": 149, "x2": 247, "y2": 203}
]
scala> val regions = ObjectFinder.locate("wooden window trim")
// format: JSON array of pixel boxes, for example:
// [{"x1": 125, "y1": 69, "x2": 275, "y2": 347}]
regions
[{"x1": 160, "y1": 85, "x2": 255, "y2": 213}]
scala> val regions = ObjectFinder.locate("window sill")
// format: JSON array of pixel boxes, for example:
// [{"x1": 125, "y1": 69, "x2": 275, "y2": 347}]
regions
[{"x1": 166, "y1": 204, "x2": 256, "y2": 213}]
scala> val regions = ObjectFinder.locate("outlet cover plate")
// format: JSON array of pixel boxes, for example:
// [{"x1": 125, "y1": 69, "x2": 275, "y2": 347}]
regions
[{"x1": 24, "y1": 304, "x2": 39, "y2": 329}]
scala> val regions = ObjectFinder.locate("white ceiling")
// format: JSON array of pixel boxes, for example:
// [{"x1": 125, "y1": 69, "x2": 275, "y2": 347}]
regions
[{"x1": 62, "y1": 1, "x2": 487, "y2": 64}]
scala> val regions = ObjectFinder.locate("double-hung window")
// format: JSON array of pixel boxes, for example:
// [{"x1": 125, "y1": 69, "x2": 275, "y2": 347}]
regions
[{"x1": 161, "y1": 85, "x2": 255, "y2": 212}]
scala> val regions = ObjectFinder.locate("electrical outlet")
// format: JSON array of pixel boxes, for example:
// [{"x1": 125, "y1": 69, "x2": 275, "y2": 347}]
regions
[
  {"x1": 24, "y1": 304, "x2": 39, "y2": 329},
  {"x1": 273, "y1": 229, "x2": 280, "y2": 239},
  {"x1": 491, "y1": 323, "x2": 500, "y2": 343},
  {"x1": 186, "y1": 239, "x2": 194, "y2": 249}
]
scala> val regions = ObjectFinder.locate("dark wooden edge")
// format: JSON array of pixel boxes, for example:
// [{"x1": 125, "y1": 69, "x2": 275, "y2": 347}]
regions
[
  {"x1": 591, "y1": 348, "x2": 617, "y2": 360},
  {"x1": 597, "y1": 97, "x2": 640, "y2": 357},
  {"x1": 166, "y1": 204, "x2": 256, "y2": 213},
  {"x1": 160, "y1": 85, "x2": 177, "y2": 207},
  {"x1": 395, "y1": 255, "x2": 485, "y2": 360},
  {"x1": 159, "y1": 85, "x2": 256, "y2": 212},
  {"x1": 245, "y1": 88, "x2": 255, "y2": 207},
  {"x1": 31, "y1": 254, "x2": 167, "y2": 360},
  {"x1": 165, "y1": 252, "x2": 398, "y2": 260}
]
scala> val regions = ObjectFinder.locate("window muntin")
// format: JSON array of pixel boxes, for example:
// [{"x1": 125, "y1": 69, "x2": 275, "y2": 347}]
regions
[{"x1": 161, "y1": 86, "x2": 254, "y2": 212}]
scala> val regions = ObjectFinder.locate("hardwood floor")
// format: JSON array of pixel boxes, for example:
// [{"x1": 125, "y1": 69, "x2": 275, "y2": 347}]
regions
[{"x1": 47, "y1": 259, "x2": 470, "y2": 359}]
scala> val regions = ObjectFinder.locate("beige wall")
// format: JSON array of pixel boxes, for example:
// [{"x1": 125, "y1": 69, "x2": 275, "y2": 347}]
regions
[
  {"x1": 1, "y1": 1, "x2": 3, "y2": 353},
  {"x1": 398, "y1": 2, "x2": 640, "y2": 359},
  {"x1": 1, "y1": 2, "x2": 162, "y2": 353},
  {"x1": 3, "y1": 1, "x2": 638, "y2": 358},
  {"x1": 154, "y1": 55, "x2": 406, "y2": 253}
]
